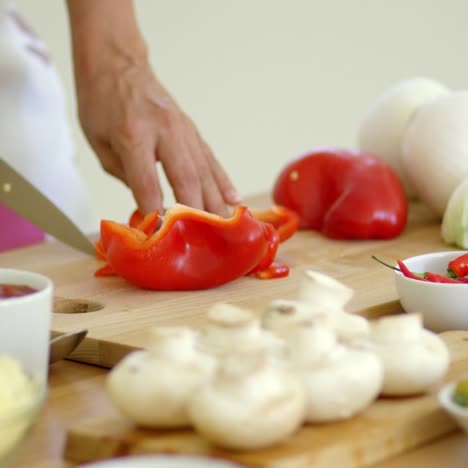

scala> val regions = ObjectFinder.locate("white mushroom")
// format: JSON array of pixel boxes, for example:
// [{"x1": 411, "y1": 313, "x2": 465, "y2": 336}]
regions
[
  {"x1": 188, "y1": 350, "x2": 305, "y2": 451},
  {"x1": 297, "y1": 270, "x2": 369, "y2": 341},
  {"x1": 330, "y1": 312, "x2": 370, "y2": 343},
  {"x1": 106, "y1": 326, "x2": 215, "y2": 428},
  {"x1": 285, "y1": 319, "x2": 383, "y2": 423},
  {"x1": 262, "y1": 298, "x2": 318, "y2": 338},
  {"x1": 262, "y1": 295, "x2": 369, "y2": 343},
  {"x1": 199, "y1": 302, "x2": 284, "y2": 358},
  {"x1": 282, "y1": 315, "x2": 338, "y2": 364},
  {"x1": 370, "y1": 313, "x2": 450, "y2": 396},
  {"x1": 297, "y1": 270, "x2": 354, "y2": 310}
]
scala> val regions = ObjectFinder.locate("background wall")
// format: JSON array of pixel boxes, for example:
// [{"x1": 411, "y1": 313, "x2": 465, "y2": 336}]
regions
[{"x1": 13, "y1": 0, "x2": 468, "y2": 230}]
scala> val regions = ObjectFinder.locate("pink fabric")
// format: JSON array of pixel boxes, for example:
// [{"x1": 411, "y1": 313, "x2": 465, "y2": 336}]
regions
[{"x1": 0, "y1": 202, "x2": 45, "y2": 252}]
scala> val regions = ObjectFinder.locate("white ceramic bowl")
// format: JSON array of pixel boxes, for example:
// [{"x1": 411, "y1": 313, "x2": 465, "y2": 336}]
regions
[
  {"x1": 0, "y1": 268, "x2": 52, "y2": 465},
  {"x1": 0, "y1": 268, "x2": 53, "y2": 382},
  {"x1": 394, "y1": 251, "x2": 468, "y2": 332},
  {"x1": 80, "y1": 455, "x2": 245, "y2": 468},
  {"x1": 438, "y1": 381, "x2": 468, "y2": 434}
]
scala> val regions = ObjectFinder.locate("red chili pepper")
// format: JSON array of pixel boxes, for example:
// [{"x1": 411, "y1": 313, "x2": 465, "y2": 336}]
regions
[
  {"x1": 372, "y1": 256, "x2": 466, "y2": 284},
  {"x1": 95, "y1": 204, "x2": 294, "y2": 290},
  {"x1": 273, "y1": 148, "x2": 408, "y2": 239},
  {"x1": 424, "y1": 272, "x2": 464, "y2": 284},
  {"x1": 448, "y1": 253, "x2": 468, "y2": 278},
  {"x1": 396, "y1": 259, "x2": 427, "y2": 282}
]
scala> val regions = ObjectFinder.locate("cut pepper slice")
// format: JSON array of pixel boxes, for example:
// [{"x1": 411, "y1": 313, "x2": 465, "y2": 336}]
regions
[{"x1": 251, "y1": 205, "x2": 300, "y2": 243}]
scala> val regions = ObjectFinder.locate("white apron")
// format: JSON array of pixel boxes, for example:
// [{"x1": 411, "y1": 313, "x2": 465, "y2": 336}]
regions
[{"x1": 0, "y1": 1, "x2": 96, "y2": 251}]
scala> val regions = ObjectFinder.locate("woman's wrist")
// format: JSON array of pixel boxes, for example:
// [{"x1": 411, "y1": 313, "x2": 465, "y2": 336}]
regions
[{"x1": 66, "y1": 0, "x2": 149, "y2": 84}]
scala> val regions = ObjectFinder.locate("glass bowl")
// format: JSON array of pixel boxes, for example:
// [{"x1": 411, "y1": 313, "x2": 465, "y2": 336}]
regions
[
  {"x1": 0, "y1": 370, "x2": 46, "y2": 467},
  {"x1": 438, "y1": 380, "x2": 468, "y2": 434}
]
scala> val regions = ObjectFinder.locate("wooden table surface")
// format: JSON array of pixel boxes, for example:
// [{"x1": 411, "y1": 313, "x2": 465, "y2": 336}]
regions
[{"x1": 5, "y1": 194, "x2": 468, "y2": 467}]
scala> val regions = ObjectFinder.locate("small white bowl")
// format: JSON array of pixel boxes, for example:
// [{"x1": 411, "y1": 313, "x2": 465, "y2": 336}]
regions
[
  {"x1": 0, "y1": 268, "x2": 53, "y2": 382},
  {"x1": 438, "y1": 381, "x2": 468, "y2": 434},
  {"x1": 80, "y1": 455, "x2": 245, "y2": 468},
  {"x1": 394, "y1": 251, "x2": 468, "y2": 332}
]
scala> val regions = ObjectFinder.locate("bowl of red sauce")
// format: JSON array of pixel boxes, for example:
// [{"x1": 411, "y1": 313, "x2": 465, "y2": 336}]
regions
[
  {"x1": 0, "y1": 283, "x2": 38, "y2": 299},
  {"x1": 0, "y1": 268, "x2": 53, "y2": 381},
  {"x1": 0, "y1": 268, "x2": 52, "y2": 464}
]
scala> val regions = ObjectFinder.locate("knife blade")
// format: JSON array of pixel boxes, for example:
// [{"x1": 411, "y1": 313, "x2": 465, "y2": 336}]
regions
[{"x1": 0, "y1": 158, "x2": 95, "y2": 255}]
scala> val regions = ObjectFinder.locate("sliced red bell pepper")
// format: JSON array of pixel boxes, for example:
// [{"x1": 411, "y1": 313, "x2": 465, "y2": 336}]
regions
[
  {"x1": 251, "y1": 261, "x2": 290, "y2": 279},
  {"x1": 251, "y1": 205, "x2": 300, "y2": 243},
  {"x1": 95, "y1": 204, "x2": 291, "y2": 290},
  {"x1": 129, "y1": 205, "x2": 300, "y2": 243},
  {"x1": 128, "y1": 210, "x2": 160, "y2": 236},
  {"x1": 273, "y1": 148, "x2": 408, "y2": 239}
]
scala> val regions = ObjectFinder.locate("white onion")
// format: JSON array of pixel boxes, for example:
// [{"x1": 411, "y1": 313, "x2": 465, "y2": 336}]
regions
[
  {"x1": 402, "y1": 91, "x2": 468, "y2": 217},
  {"x1": 358, "y1": 77, "x2": 450, "y2": 198},
  {"x1": 441, "y1": 176, "x2": 468, "y2": 248}
]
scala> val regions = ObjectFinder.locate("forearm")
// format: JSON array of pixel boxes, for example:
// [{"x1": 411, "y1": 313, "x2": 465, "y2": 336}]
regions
[{"x1": 66, "y1": 0, "x2": 148, "y2": 85}]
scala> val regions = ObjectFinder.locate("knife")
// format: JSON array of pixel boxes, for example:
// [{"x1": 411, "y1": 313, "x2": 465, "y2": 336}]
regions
[{"x1": 0, "y1": 158, "x2": 95, "y2": 255}]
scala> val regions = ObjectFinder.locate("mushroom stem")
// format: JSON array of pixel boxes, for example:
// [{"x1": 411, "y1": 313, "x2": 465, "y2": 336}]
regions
[
  {"x1": 283, "y1": 317, "x2": 337, "y2": 365},
  {"x1": 297, "y1": 270, "x2": 354, "y2": 310},
  {"x1": 148, "y1": 326, "x2": 198, "y2": 362}
]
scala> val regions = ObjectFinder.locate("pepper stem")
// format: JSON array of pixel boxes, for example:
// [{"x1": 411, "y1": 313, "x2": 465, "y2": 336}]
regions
[{"x1": 371, "y1": 255, "x2": 401, "y2": 272}]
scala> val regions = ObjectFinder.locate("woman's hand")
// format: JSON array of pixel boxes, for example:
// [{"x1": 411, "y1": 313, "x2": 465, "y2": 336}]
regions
[{"x1": 66, "y1": 0, "x2": 240, "y2": 216}]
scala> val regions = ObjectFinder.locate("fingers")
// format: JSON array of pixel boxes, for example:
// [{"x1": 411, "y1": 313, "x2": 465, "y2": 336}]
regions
[
  {"x1": 96, "y1": 123, "x2": 238, "y2": 218},
  {"x1": 158, "y1": 118, "x2": 204, "y2": 211},
  {"x1": 160, "y1": 139, "x2": 237, "y2": 217},
  {"x1": 163, "y1": 116, "x2": 240, "y2": 217},
  {"x1": 195, "y1": 141, "x2": 234, "y2": 217},
  {"x1": 110, "y1": 126, "x2": 164, "y2": 215},
  {"x1": 91, "y1": 141, "x2": 127, "y2": 183},
  {"x1": 121, "y1": 151, "x2": 163, "y2": 216},
  {"x1": 199, "y1": 139, "x2": 241, "y2": 206}
]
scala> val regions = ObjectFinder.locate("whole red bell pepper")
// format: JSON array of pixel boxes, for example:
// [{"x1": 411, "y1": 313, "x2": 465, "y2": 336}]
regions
[
  {"x1": 95, "y1": 204, "x2": 296, "y2": 290},
  {"x1": 272, "y1": 148, "x2": 408, "y2": 239}
]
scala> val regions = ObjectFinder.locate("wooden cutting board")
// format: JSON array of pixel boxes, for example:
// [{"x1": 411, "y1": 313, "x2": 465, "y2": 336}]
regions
[
  {"x1": 64, "y1": 330, "x2": 468, "y2": 467},
  {"x1": 0, "y1": 195, "x2": 451, "y2": 368}
]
